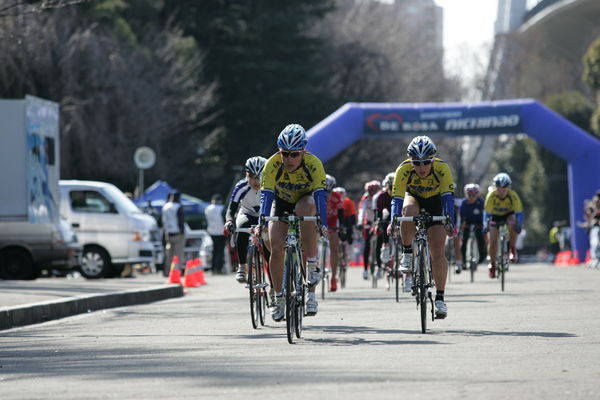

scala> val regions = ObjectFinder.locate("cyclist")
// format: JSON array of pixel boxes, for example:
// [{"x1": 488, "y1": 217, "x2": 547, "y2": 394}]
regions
[
  {"x1": 389, "y1": 136, "x2": 456, "y2": 319},
  {"x1": 325, "y1": 175, "x2": 344, "y2": 292},
  {"x1": 224, "y1": 156, "x2": 268, "y2": 283},
  {"x1": 358, "y1": 180, "x2": 381, "y2": 280},
  {"x1": 459, "y1": 183, "x2": 487, "y2": 271},
  {"x1": 371, "y1": 173, "x2": 395, "y2": 278},
  {"x1": 259, "y1": 124, "x2": 328, "y2": 322},
  {"x1": 483, "y1": 173, "x2": 524, "y2": 278},
  {"x1": 339, "y1": 187, "x2": 357, "y2": 245}
]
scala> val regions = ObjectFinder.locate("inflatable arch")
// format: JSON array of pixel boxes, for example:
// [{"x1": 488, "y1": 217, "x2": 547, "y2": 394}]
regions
[{"x1": 306, "y1": 99, "x2": 600, "y2": 262}]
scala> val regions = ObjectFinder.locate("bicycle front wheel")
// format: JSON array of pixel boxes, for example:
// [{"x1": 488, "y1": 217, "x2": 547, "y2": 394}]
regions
[
  {"x1": 255, "y1": 249, "x2": 267, "y2": 326},
  {"x1": 394, "y1": 240, "x2": 401, "y2": 301},
  {"x1": 499, "y1": 237, "x2": 507, "y2": 292},
  {"x1": 247, "y1": 246, "x2": 259, "y2": 329},
  {"x1": 418, "y1": 244, "x2": 428, "y2": 333},
  {"x1": 468, "y1": 237, "x2": 476, "y2": 283},
  {"x1": 285, "y1": 248, "x2": 297, "y2": 344}
]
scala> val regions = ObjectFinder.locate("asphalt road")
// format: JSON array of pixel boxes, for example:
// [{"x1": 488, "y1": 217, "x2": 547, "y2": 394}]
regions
[{"x1": 1, "y1": 263, "x2": 599, "y2": 399}]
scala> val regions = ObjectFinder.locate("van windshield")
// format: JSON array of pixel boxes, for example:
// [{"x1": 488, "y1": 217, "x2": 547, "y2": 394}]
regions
[{"x1": 102, "y1": 185, "x2": 142, "y2": 215}]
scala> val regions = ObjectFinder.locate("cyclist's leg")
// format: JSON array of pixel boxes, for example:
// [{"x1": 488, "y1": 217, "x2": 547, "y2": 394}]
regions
[
  {"x1": 268, "y1": 220, "x2": 289, "y2": 294},
  {"x1": 296, "y1": 195, "x2": 319, "y2": 290},
  {"x1": 428, "y1": 225, "x2": 448, "y2": 292},
  {"x1": 476, "y1": 227, "x2": 487, "y2": 263},
  {"x1": 400, "y1": 196, "x2": 418, "y2": 245},
  {"x1": 488, "y1": 226, "x2": 499, "y2": 267},
  {"x1": 460, "y1": 227, "x2": 468, "y2": 262},
  {"x1": 363, "y1": 228, "x2": 371, "y2": 275},
  {"x1": 506, "y1": 214, "x2": 518, "y2": 261},
  {"x1": 235, "y1": 215, "x2": 252, "y2": 281},
  {"x1": 329, "y1": 232, "x2": 340, "y2": 290}
]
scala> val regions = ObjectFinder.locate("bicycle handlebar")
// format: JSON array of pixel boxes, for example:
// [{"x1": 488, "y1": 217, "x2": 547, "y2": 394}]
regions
[
  {"x1": 394, "y1": 215, "x2": 448, "y2": 223},
  {"x1": 235, "y1": 227, "x2": 253, "y2": 234},
  {"x1": 263, "y1": 215, "x2": 318, "y2": 222}
]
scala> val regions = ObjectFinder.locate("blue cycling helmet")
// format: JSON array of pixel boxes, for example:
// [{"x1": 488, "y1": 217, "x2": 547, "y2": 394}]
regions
[
  {"x1": 493, "y1": 173, "x2": 512, "y2": 187},
  {"x1": 407, "y1": 136, "x2": 437, "y2": 158},
  {"x1": 277, "y1": 124, "x2": 308, "y2": 150}
]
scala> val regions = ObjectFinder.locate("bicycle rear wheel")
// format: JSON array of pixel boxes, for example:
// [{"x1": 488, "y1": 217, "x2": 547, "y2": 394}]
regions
[
  {"x1": 285, "y1": 248, "x2": 297, "y2": 344},
  {"x1": 247, "y1": 246, "x2": 259, "y2": 329}
]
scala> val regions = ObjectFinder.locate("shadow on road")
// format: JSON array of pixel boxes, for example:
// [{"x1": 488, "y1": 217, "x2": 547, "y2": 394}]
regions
[{"x1": 437, "y1": 329, "x2": 576, "y2": 338}]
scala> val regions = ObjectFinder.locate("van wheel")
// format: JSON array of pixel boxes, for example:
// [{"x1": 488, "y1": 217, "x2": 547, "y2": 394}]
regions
[
  {"x1": 0, "y1": 248, "x2": 37, "y2": 280},
  {"x1": 80, "y1": 246, "x2": 111, "y2": 279}
]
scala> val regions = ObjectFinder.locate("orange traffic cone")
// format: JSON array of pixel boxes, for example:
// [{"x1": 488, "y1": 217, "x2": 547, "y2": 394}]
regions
[
  {"x1": 190, "y1": 257, "x2": 207, "y2": 285},
  {"x1": 183, "y1": 258, "x2": 201, "y2": 288},
  {"x1": 166, "y1": 256, "x2": 182, "y2": 284}
]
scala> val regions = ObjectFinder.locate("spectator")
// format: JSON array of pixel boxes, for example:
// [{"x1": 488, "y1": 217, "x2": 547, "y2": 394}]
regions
[
  {"x1": 162, "y1": 191, "x2": 186, "y2": 277},
  {"x1": 548, "y1": 221, "x2": 560, "y2": 258},
  {"x1": 205, "y1": 193, "x2": 226, "y2": 274}
]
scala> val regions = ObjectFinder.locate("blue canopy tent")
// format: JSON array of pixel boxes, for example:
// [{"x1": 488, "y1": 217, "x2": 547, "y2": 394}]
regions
[{"x1": 133, "y1": 180, "x2": 209, "y2": 215}]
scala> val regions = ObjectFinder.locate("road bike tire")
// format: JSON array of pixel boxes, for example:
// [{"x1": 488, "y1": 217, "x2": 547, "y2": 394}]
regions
[
  {"x1": 500, "y1": 236, "x2": 507, "y2": 292},
  {"x1": 285, "y1": 248, "x2": 296, "y2": 344},
  {"x1": 468, "y1": 237, "x2": 476, "y2": 283},
  {"x1": 339, "y1": 246, "x2": 347, "y2": 289},
  {"x1": 418, "y1": 243, "x2": 428, "y2": 333},
  {"x1": 394, "y1": 242, "x2": 400, "y2": 301},
  {"x1": 320, "y1": 243, "x2": 327, "y2": 300},
  {"x1": 247, "y1": 246, "x2": 259, "y2": 329},
  {"x1": 295, "y1": 249, "x2": 304, "y2": 339},
  {"x1": 256, "y1": 250, "x2": 267, "y2": 326}
]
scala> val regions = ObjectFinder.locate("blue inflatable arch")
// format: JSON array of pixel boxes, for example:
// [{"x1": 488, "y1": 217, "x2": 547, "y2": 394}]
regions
[{"x1": 306, "y1": 99, "x2": 600, "y2": 262}]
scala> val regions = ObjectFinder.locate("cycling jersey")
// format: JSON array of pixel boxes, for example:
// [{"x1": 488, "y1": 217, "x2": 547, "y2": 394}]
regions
[
  {"x1": 358, "y1": 193, "x2": 376, "y2": 225},
  {"x1": 372, "y1": 190, "x2": 392, "y2": 221},
  {"x1": 260, "y1": 152, "x2": 327, "y2": 224},
  {"x1": 226, "y1": 178, "x2": 260, "y2": 221},
  {"x1": 392, "y1": 158, "x2": 454, "y2": 199},
  {"x1": 484, "y1": 190, "x2": 523, "y2": 216},
  {"x1": 343, "y1": 197, "x2": 357, "y2": 219},
  {"x1": 390, "y1": 158, "x2": 455, "y2": 223},
  {"x1": 261, "y1": 152, "x2": 326, "y2": 203},
  {"x1": 460, "y1": 197, "x2": 484, "y2": 225},
  {"x1": 327, "y1": 190, "x2": 344, "y2": 228}
]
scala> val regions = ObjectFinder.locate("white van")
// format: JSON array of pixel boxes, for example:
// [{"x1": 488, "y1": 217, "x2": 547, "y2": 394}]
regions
[{"x1": 59, "y1": 180, "x2": 164, "y2": 278}]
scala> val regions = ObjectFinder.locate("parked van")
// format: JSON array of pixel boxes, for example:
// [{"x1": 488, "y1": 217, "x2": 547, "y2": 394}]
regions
[
  {"x1": 0, "y1": 95, "x2": 81, "y2": 280},
  {"x1": 59, "y1": 180, "x2": 164, "y2": 278}
]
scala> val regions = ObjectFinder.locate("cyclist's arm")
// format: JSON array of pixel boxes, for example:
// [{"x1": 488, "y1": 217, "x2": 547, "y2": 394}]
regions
[
  {"x1": 313, "y1": 189, "x2": 328, "y2": 227},
  {"x1": 441, "y1": 192, "x2": 455, "y2": 225},
  {"x1": 259, "y1": 190, "x2": 274, "y2": 221}
]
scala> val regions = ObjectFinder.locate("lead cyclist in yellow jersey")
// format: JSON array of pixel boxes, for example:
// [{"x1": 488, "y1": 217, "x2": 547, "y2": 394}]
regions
[
  {"x1": 483, "y1": 172, "x2": 524, "y2": 278},
  {"x1": 260, "y1": 123, "x2": 328, "y2": 322},
  {"x1": 389, "y1": 136, "x2": 457, "y2": 319}
]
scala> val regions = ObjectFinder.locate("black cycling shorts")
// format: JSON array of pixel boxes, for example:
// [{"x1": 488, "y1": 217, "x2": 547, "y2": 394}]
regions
[
  {"x1": 273, "y1": 194, "x2": 311, "y2": 217},
  {"x1": 491, "y1": 212, "x2": 514, "y2": 225},
  {"x1": 407, "y1": 193, "x2": 443, "y2": 227}
]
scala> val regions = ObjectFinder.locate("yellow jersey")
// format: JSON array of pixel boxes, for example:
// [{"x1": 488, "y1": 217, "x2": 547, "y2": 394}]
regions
[
  {"x1": 484, "y1": 190, "x2": 523, "y2": 216},
  {"x1": 392, "y1": 158, "x2": 454, "y2": 199},
  {"x1": 261, "y1": 152, "x2": 326, "y2": 203}
]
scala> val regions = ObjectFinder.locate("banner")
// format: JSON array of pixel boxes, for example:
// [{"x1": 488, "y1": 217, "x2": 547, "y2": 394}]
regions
[{"x1": 364, "y1": 106, "x2": 523, "y2": 135}]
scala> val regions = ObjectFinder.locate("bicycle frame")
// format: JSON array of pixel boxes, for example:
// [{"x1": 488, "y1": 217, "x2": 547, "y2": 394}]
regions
[
  {"x1": 496, "y1": 222, "x2": 510, "y2": 292},
  {"x1": 465, "y1": 224, "x2": 479, "y2": 283}
]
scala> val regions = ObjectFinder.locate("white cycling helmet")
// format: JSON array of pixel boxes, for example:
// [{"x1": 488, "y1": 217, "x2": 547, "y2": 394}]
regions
[
  {"x1": 332, "y1": 187, "x2": 346, "y2": 196},
  {"x1": 244, "y1": 156, "x2": 267, "y2": 175},
  {"x1": 493, "y1": 173, "x2": 512, "y2": 188},
  {"x1": 277, "y1": 124, "x2": 308, "y2": 150},
  {"x1": 407, "y1": 136, "x2": 437, "y2": 159},
  {"x1": 464, "y1": 183, "x2": 481, "y2": 196},
  {"x1": 325, "y1": 174, "x2": 337, "y2": 192},
  {"x1": 382, "y1": 172, "x2": 395, "y2": 189}
]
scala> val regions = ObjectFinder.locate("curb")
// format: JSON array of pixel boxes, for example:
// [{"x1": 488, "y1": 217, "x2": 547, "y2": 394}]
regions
[{"x1": 0, "y1": 284, "x2": 184, "y2": 331}]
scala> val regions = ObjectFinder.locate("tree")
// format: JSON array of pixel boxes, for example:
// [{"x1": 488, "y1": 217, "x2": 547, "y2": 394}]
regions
[{"x1": 582, "y1": 37, "x2": 600, "y2": 137}]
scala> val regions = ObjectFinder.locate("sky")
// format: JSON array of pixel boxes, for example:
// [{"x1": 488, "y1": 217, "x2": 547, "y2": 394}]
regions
[{"x1": 434, "y1": 0, "x2": 498, "y2": 63}]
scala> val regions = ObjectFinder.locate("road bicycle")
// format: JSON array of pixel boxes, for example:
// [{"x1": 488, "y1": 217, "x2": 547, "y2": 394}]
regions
[
  {"x1": 338, "y1": 231, "x2": 348, "y2": 289},
  {"x1": 394, "y1": 211, "x2": 449, "y2": 333},
  {"x1": 390, "y1": 234, "x2": 404, "y2": 302},
  {"x1": 318, "y1": 235, "x2": 330, "y2": 300},
  {"x1": 495, "y1": 221, "x2": 510, "y2": 292},
  {"x1": 263, "y1": 215, "x2": 318, "y2": 344},
  {"x1": 235, "y1": 227, "x2": 271, "y2": 329},
  {"x1": 464, "y1": 224, "x2": 481, "y2": 283}
]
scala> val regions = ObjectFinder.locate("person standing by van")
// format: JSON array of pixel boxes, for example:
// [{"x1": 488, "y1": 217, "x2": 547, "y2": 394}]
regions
[
  {"x1": 162, "y1": 191, "x2": 186, "y2": 277},
  {"x1": 205, "y1": 194, "x2": 226, "y2": 274}
]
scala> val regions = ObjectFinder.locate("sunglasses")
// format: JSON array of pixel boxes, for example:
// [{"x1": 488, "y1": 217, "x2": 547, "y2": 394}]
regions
[
  {"x1": 280, "y1": 151, "x2": 302, "y2": 158},
  {"x1": 411, "y1": 159, "x2": 433, "y2": 166}
]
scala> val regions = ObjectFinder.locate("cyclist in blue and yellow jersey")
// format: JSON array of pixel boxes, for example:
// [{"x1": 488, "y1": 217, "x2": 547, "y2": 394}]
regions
[
  {"x1": 483, "y1": 173, "x2": 524, "y2": 278},
  {"x1": 260, "y1": 124, "x2": 328, "y2": 322},
  {"x1": 389, "y1": 136, "x2": 457, "y2": 319}
]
